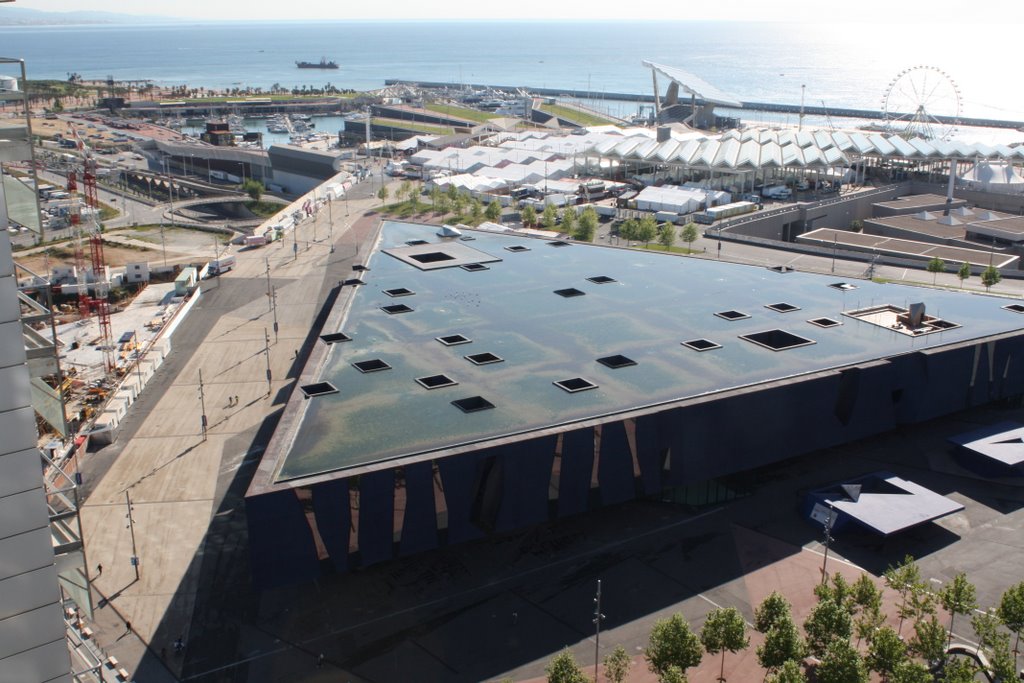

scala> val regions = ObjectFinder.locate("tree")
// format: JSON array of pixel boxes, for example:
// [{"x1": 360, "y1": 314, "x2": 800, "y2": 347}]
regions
[
  {"x1": 986, "y1": 632, "x2": 1017, "y2": 683},
  {"x1": 561, "y1": 206, "x2": 577, "y2": 234},
  {"x1": 850, "y1": 573, "x2": 883, "y2": 615},
  {"x1": 970, "y1": 608, "x2": 1002, "y2": 655},
  {"x1": 545, "y1": 648, "x2": 589, "y2": 683},
  {"x1": 645, "y1": 613, "x2": 703, "y2": 679},
  {"x1": 889, "y1": 660, "x2": 933, "y2": 683},
  {"x1": 908, "y1": 616, "x2": 947, "y2": 668},
  {"x1": 377, "y1": 186, "x2": 389, "y2": 206},
  {"x1": 755, "y1": 592, "x2": 793, "y2": 634},
  {"x1": 469, "y1": 198, "x2": 484, "y2": 224},
  {"x1": 981, "y1": 264, "x2": 1001, "y2": 291},
  {"x1": 956, "y1": 261, "x2": 970, "y2": 288},
  {"x1": 926, "y1": 257, "x2": 945, "y2": 285},
  {"x1": 603, "y1": 645, "x2": 631, "y2": 683},
  {"x1": 803, "y1": 599, "x2": 852, "y2": 658},
  {"x1": 658, "y1": 223, "x2": 676, "y2": 251},
  {"x1": 618, "y1": 218, "x2": 638, "y2": 242},
  {"x1": 757, "y1": 616, "x2": 806, "y2": 673},
  {"x1": 866, "y1": 626, "x2": 907, "y2": 681},
  {"x1": 940, "y1": 657, "x2": 978, "y2": 683},
  {"x1": 429, "y1": 185, "x2": 442, "y2": 213},
  {"x1": 521, "y1": 204, "x2": 537, "y2": 228},
  {"x1": 681, "y1": 222, "x2": 699, "y2": 252},
  {"x1": 816, "y1": 640, "x2": 868, "y2": 683},
  {"x1": 815, "y1": 573, "x2": 854, "y2": 610},
  {"x1": 576, "y1": 207, "x2": 598, "y2": 243},
  {"x1": 938, "y1": 573, "x2": 977, "y2": 650},
  {"x1": 485, "y1": 199, "x2": 502, "y2": 222},
  {"x1": 242, "y1": 178, "x2": 265, "y2": 202},
  {"x1": 700, "y1": 607, "x2": 749, "y2": 682},
  {"x1": 766, "y1": 660, "x2": 807, "y2": 683},
  {"x1": 853, "y1": 605, "x2": 885, "y2": 648},
  {"x1": 636, "y1": 216, "x2": 658, "y2": 248},
  {"x1": 436, "y1": 195, "x2": 451, "y2": 217},
  {"x1": 997, "y1": 581, "x2": 1024, "y2": 656},
  {"x1": 446, "y1": 183, "x2": 459, "y2": 201},
  {"x1": 399, "y1": 180, "x2": 412, "y2": 202},
  {"x1": 542, "y1": 204, "x2": 558, "y2": 230},
  {"x1": 658, "y1": 665, "x2": 686, "y2": 683},
  {"x1": 884, "y1": 555, "x2": 925, "y2": 637}
]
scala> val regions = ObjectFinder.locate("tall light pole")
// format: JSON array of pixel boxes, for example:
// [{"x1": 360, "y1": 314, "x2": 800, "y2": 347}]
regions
[
  {"x1": 198, "y1": 369, "x2": 208, "y2": 442},
  {"x1": 820, "y1": 504, "x2": 836, "y2": 584},
  {"x1": 263, "y1": 328, "x2": 272, "y2": 397},
  {"x1": 125, "y1": 490, "x2": 139, "y2": 581},
  {"x1": 593, "y1": 580, "x2": 605, "y2": 682}
]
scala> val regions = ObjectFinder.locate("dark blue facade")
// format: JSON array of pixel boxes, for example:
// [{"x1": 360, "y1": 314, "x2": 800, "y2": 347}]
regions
[{"x1": 247, "y1": 334, "x2": 1024, "y2": 588}]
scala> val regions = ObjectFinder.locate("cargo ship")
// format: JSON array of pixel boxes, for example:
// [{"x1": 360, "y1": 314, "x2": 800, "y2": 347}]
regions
[{"x1": 296, "y1": 58, "x2": 339, "y2": 70}]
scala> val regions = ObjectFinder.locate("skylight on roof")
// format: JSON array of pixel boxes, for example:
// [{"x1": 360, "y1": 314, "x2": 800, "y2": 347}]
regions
[
  {"x1": 505, "y1": 245, "x2": 531, "y2": 252},
  {"x1": 406, "y1": 239, "x2": 429, "y2": 246},
  {"x1": 451, "y1": 396, "x2": 495, "y2": 413},
  {"x1": 597, "y1": 354, "x2": 637, "y2": 369},
  {"x1": 740, "y1": 329, "x2": 816, "y2": 351},
  {"x1": 410, "y1": 251, "x2": 455, "y2": 264},
  {"x1": 554, "y1": 288, "x2": 586, "y2": 298},
  {"x1": 548, "y1": 240, "x2": 571, "y2": 247},
  {"x1": 416, "y1": 374, "x2": 458, "y2": 390},
  {"x1": 766, "y1": 302, "x2": 800, "y2": 313},
  {"x1": 320, "y1": 332, "x2": 352, "y2": 344},
  {"x1": 300, "y1": 381, "x2": 338, "y2": 398},
  {"x1": 808, "y1": 317, "x2": 841, "y2": 328},
  {"x1": 381, "y1": 304, "x2": 413, "y2": 314},
  {"x1": 437, "y1": 334, "x2": 472, "y2": 346},
  {"x1": 715, "y1": 310, "x2": 750, "y2": 321},
  {"x1": 829, "y1": 282, "x2": 857, "y2": 291},
  {"x1": 352, "y1": 359, "x2": 392, "y2": 373},
  {"x1": 553, "y1": 377, "x2": 598, "y2": 393},
  {"x1": 586, "y1": 276, "x2": 617, "y2": 284},
  {"x1": 465, "y1": 352, "x2": 503, "y2": 365},
  {"x1": 1003, "y1": 304, "x2": 1024, "y2": 314},
  {"x1": 460, "y1": 263, "x2": 489, "y2": 272},
  {"x1": 384, "y1": 288, "x2": 415, "y2": 297},
  {"x1": 682, "y1": 338, "x2": 721, "y2": 351}
]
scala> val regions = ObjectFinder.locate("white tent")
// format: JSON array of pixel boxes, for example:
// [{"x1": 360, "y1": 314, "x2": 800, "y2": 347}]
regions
[{"x1": 959, "y1": 161, "x2": 1024, "y2": 194}]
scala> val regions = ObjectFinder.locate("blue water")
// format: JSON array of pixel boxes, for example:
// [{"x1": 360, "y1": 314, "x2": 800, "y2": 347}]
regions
[{"x1": 2, "y1": 21, "x2": 1022, "y2": 138}]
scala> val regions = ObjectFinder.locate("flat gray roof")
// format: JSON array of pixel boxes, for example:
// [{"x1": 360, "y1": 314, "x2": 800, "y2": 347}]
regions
[
  {"x1": 814, "y1": 472, "x2": 965, "y2": 536},
  {"x1": 272, "y1": 221, "x2": 1024, "y2": 483},
  {"x1": 798, "y1": 228, "x2": 1019, "y2": 268},
  {"x1": 873, "y1": 193, "x2": 966, "y2": 212},
  {"x1": 948, "y1": 421, "x2": 1024, "y2": 466}
]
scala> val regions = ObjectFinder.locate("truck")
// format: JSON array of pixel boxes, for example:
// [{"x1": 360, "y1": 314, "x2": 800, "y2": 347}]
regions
[
  {"x1": 208, "y1": 255, "x2": 236, "y2": 276},
  {"x1": 693, "y1": 200, "x2": 758, "y2": 225},
  {"x1": 761, "y1": 185, "x2": 792, "y2": 200},
  {"x1": 244, "y1": 235, "x2": 268, "y2": 248}
]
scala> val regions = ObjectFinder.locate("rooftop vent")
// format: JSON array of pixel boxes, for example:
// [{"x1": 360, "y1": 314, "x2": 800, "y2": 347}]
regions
[
  {"x1": 410, "y1": 251, "x2": 456, "y2": 264},
  {"x1": 682, "y1": 338, "x2": 721, "y2": 351},
  {"x1": 808, "y1": 317, "x2": 841, "y2": 328},
  {"x1": 320, "y1": 332, "x2": 352, "y2": 344},
  {"x1": 343, "y1": 278, "x2": 366, "y2": 286},
  {"x1": 829, "y1": 282, "x2": 857, "y2": 291},
  {"x1": 300, "y1": 381, "x2": 339, "y2": 398},
  {"x1": 768, "y1": 265, "x2": 793, "y2": 273},
  {"x1": 766, "y1": 302, "x2": 800, "y2": 313},
  {"x1": 553, "y1": 377, "x2": 598, "y2": 393},
  {"x1": 465, "y1": 352, "x2": 503, "y2": 365},
  {"x1": 437, "y1": 334, "x2": 472, "y2": 346},
  {"x1": 460, "y1": 263, "x2": 489, "y2": 272},
  {"x1": 740, "y1": 329, "x2": 816, "y2": 351},
  {"x1": 586, "y1": 275, "x2": 617, "y2": 284},
  {"x1": 505, "y1": 245, "x2": 531, "y2": 253},
  {"x1": 548, "y1": 240, "x2": 571, "y2": 247},
  {"x1": 381, "y1": 303, "x2": 414, "y2": 314},
  {"x1": 1004, "y1": 304, "x2": 1024, "y2": 314},
  {"x1": 415, "y1": 374, "x2": 458, "y2": 390},
  {"x1": 554, "y1": 288, "x2": 586, "y2": 298},
  {"x1": 597, "y1": 354, "x2": 637, "y2": 369},
  {"x1": 352, "y1": 264, "x2": 370, "y2": 272},
  {"x1": 352, "y1": 359, "x2": 391, "y2": 373},
  {"x1": 406, "y1": 239, "x2": 429, "y2": 246},
  {"x1": 715, "y1": 310, "x2": 750, "y2": 321},
  {"x1": 459, "y1": 235, "x2": 477, "y2": 241},
  {"x1": 451, "y1": 396, "x2": 495, "y2": 413},
  {"x1": 384, "y1": 287, "x2": 415, "y2": 297}
]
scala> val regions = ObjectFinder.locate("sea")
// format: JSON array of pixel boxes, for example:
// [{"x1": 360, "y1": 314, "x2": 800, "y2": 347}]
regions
[{"x1": 2, "y1": 20, "x2": 1023, "y2": 145}]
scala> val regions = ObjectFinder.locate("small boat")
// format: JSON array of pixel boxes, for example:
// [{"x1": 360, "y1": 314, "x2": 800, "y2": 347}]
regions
[{"x1": 296, "y1": 57, "x2": 339, "y2": 69}]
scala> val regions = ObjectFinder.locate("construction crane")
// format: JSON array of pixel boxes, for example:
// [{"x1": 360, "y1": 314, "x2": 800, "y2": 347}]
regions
[{"x1": 67, "y1": 123, "x2": 116, "y2": 374}]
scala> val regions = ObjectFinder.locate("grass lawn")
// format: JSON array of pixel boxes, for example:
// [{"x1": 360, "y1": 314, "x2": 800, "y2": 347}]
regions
[
  {"x1": 371, "y1": 118, "x2": 455, "y2": 136},
  {"x1": 156, "y1": 93, "x2": 357, "y2": 104},
  {"x1": 538, "y1": 103, "x2": 617, "y2": 127},
  {"x1": 424, "y1": 103, "x2": 496, "y2": 124},
  {"x1": 245, "y1": 200, "x2": 288, "y2": 217}
]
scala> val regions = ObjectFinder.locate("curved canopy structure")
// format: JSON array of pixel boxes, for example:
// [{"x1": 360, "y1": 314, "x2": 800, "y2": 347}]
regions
[{"x1": 642, "y1": 60, "x2": 743, "y2": 108}]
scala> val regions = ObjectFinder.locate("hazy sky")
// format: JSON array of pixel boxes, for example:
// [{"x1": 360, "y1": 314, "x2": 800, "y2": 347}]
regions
[{"x1": 20, "y1": 0, "x2": 1024, "y2": 22}]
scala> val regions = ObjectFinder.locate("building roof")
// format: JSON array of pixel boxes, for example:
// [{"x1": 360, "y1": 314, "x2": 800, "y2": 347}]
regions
[
  {"x1": 948, "y1": 422, "x2": 1024, "y2": 467},
  {"x1": 642, "y1": 61, "x2": 743, "y2": 108},
  {"x1": 264, "y1": 221, "x2": 1024, "y2": 485},
  {"x1": 811, "y1": 472, "x2": 964, "y2": 536}
]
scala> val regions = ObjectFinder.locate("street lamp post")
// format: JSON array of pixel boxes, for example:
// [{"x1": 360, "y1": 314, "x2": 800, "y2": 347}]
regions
[
  {"x1": 125, "y1": 490, "x2": 139, "y2": 581},
  {"x1": 820, "y1": 504, "x2": 836, "y2": 584},
  {"x1": 593, "y1": 580, "x2": 605, "y2": 682}
]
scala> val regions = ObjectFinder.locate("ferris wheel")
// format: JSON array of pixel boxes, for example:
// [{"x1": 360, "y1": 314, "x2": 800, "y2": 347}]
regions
[{"x1": 882, "y1": 66, "x2": 961, "y2": 140}]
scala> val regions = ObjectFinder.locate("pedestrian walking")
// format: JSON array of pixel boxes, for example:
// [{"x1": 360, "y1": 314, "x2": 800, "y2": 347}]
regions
[
  {"x1": 234, "y1": 395, "x2": 239, "y2": 406},
  {"x1": 316, "y1": 653, "x2": 325, "y2": 668},
  {"x1": 124, "y1": 621, "x2": 132, "y2": 635},
  {"x1": 95, "y1": 563, "x2": 102, "y2": 576},
  {"x1": 173, "y1": 637, "x2": 184, "y2": 654}
]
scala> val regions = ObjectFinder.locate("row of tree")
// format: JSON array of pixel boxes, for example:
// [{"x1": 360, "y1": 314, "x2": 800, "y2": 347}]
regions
[
  {"x1": 926, "y1": 256, "x2": 1001, "y2": 291},
  {"x1": 544, "y1": 557, "x2": 1024, "y2": 682}
]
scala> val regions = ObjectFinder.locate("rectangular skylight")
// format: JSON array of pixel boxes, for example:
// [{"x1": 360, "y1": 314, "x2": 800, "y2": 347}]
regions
[
  {"x1": 384, "y1": 288, "x2": 415, "y2": 297},
  {"x1": 451, "y1": 396, "x2": 495, "y2": 413},
  {"x1": 460, "y1": 263, "x2": 489, "y2": 272},
  {"x1": 715, "y1": 310, "x2": 750, "y2": 321},
  {"x1": 505, "y1": 245, "x2": 531, "y2": 252},
  {"x1": 300, "y1": 382, "x2": 338, "y2": 397},
  {"x1": 381, "y1": 304, "x2": 414, "y2": 314},
  {"x1": 682, "y1": 338, "x2": 721, "y2": 351},
  {"x1": 554, "y1": 288, "x2": 586, "y2": 298},
  {"x1": 352, "y1": 359, "x2": 392, "y2": 373},
  {"x1": 320, "y1": 332, "x2": 352, "y2": 344},
  {"x1": 829, "y1": 282, "x2": 857, "y2": 291},
  {"x1": 586, "y1": 276, "x2": 617, "y2": 284},
  {"x1": 808, "y1": 317, "x2": 841, "y2": 328},
  {"x1": 553, "y1": 377, "x2": 598, "y2": 393},
  {"x1": 465, "y1": 352, "x2": 503, "y2": 365},
  {"x1": 415, "y1": 374, "x2": 458, "y2": 390},
  {"x1": 410, "y1": 252, "x2": 456, "y2": 264},
  {"x1": 740, "y1": 329, "x2": 816, "y2": 351},
  {"x1": 597, "y1": 354, "x2": 637, "y2": 369},
  {"x1": 437, "y1": 334, "x2": 472, "y2": 346},
  {"x1": 766, "y1": 302, "x2": 800, "y2": 313}
]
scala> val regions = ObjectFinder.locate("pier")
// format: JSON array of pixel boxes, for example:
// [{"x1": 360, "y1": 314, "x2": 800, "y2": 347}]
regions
[{"x1": 385, "y1": 79, "x2": 1024, "y2": 130}]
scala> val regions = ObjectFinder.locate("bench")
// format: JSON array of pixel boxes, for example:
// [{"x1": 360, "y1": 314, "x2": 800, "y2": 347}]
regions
[
  {"x1": 106, "y1": 656, "x2": 119, "y2": 668},
  {"x1": 117, "y1": 668, "x2": 130, "y2": 681}
]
